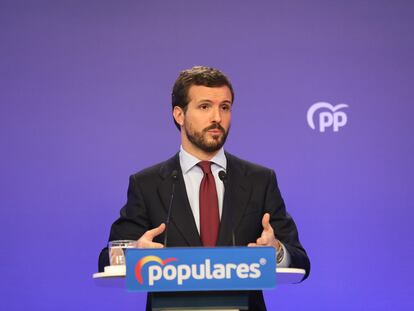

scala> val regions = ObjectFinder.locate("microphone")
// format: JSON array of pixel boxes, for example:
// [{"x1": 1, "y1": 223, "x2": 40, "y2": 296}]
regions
[
  {"x1": 218, "y1": 170, "x2": 236, "y2": 246},
  {"x1": 163, "y1": 170, "x2": 178, "y2": 246},
  {"x1": 218, "y1": 170, "x2": 227, "y2": 182}
]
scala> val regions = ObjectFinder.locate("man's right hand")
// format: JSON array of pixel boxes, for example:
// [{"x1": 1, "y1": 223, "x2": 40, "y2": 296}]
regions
[{"x1": 135, "y1": 223, "x2": 166, "y2": 248}]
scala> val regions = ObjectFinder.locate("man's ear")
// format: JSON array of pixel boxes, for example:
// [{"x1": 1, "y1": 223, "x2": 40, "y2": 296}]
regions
[{"x1": 173, "y1": 106, "x2": 185, "y2": 127}]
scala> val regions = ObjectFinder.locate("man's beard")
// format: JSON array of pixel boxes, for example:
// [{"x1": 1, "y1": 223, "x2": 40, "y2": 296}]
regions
[{"x1": 185, "y1": 123, "x2": 229, "y2": 153}]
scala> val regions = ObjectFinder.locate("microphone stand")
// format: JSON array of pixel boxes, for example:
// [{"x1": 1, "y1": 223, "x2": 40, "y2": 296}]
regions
[
  {"x1": 218, "y1": 170, "x2": 236, "y2": 246},
  {"x1": 163, "y1": 170, "x2": 178, "y2": 247}
]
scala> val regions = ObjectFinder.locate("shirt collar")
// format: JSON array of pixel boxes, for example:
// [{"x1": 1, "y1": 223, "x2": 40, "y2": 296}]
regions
[{"x1": 179, "y1": 145, "x2": 227, "y2": 174}]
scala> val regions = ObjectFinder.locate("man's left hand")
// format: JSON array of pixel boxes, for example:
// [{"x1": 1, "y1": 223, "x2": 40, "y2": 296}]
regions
[{"x1": 247, "y1": 213, "x2": 281, "y2": 250}]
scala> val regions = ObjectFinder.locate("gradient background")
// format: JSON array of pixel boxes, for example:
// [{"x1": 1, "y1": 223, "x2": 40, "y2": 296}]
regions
[{"x1": 1, "y1": 1, "x2": 413, "y2": 310}]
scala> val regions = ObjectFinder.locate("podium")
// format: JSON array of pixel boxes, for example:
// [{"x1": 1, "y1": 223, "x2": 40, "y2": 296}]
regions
[{"x1": 93, "y1": 247, "x2": 305, "y2": 310}]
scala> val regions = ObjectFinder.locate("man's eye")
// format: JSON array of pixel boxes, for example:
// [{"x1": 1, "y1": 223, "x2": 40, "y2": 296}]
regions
[
  {"x1": 200, "y1": 104, "x2": 209, "y2": 110},
  {"x1": 221, "y1": 105, "x2": 231, "y2": 111}
]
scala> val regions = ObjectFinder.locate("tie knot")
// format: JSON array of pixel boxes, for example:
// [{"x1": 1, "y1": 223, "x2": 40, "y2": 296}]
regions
[{"x1": 197, "y1": 161, "x2": 212, "y2": 174}]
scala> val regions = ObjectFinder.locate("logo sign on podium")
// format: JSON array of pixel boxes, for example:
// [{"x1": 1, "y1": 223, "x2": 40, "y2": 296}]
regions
[{"x1": 125, "y1": 247, "x2": 276, "y2": 292}]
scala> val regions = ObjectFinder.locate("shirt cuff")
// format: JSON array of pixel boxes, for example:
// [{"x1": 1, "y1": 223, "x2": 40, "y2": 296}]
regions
[{"x1": 276, "y1": 242, "x2": 291, "y2": 267}]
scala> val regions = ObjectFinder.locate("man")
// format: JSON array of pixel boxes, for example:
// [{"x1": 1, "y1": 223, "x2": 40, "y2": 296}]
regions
[{"x1": 99, "y1": 66, "x2": 310, "y2": 310}]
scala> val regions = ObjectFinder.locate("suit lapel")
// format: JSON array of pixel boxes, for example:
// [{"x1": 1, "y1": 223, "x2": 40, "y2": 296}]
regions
[
  {"x1": 157, "y1": 154, "x2": 202, "y2": 246},
  {"x1": 217, "y1": 153, "x2": 252, "y2": 246}
]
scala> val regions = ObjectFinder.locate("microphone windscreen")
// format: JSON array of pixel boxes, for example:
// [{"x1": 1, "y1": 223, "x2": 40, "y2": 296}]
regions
[
  {"x1": 218, "y1": 170, "x2": 227, "y2": 181},
  {"x1": 171, "y1": 170, "x2": 179, "y2": 181}
]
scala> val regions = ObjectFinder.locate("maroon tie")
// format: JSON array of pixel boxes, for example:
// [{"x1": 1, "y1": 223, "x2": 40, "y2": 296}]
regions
[{"x1": 197, "y1": 161, "x2": 220, "y2": 247}]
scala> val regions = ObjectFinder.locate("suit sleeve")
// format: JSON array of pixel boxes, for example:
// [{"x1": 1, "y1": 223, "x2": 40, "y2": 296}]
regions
[
  {"x1": 264, "y1": 169, "x2": 310, "y2": 280},
  {"x1": 98, "y1": 174, "x2": 151, "y2": 271}
]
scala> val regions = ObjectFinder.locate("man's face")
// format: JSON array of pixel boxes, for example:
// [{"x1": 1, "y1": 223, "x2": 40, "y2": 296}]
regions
[{"x1": 176, "y1": 85, "x2": 232, "y2": 154}]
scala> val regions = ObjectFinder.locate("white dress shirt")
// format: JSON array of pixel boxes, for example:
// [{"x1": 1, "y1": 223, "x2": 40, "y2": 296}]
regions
[{"x1": 179, "y1": 146, "x2": 226, "y2": 232}]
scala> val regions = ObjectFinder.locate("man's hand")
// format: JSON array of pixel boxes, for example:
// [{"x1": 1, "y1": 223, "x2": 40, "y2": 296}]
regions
[
  {"x1": 135, "y1": 223, "x2": 166, "y2": 248},
  {"x1": 248, "y1": 213, "x2": 281, "y2": 250}
]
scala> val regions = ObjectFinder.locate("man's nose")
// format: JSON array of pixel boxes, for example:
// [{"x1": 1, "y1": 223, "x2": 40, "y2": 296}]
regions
[{"x1": 211, "y1": 107, "x2": 222, "y2": 123}]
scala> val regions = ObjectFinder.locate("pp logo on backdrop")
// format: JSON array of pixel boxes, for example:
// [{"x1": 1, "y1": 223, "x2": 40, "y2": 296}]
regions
[{"x1": 307, "y1": 102, "x2": 349, "y2": 132}]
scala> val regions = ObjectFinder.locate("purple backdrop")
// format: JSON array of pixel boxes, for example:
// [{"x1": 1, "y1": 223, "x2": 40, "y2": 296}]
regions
[{"x1": 1, "y1": 1, "x2": 413, "y2": 310}]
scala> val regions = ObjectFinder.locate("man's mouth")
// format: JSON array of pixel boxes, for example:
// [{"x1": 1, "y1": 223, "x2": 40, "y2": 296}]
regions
[
  {"x1": 204, "y1": 125, "x2": 225, "y2": 135},
  {"x1": 208, "y1": 129, "x2": 223, "y2": 135}
]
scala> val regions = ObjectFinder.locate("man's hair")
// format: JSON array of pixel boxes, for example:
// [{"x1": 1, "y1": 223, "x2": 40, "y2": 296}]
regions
[{"x1": 171, "y1": 66, "x2": 234, "y2": 130}]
